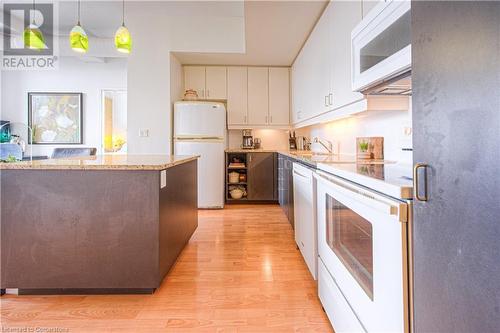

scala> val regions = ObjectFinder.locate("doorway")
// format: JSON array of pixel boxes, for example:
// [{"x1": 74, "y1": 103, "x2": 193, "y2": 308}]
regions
[{"x1": 101, "y1": 90, "x2": 127, "y2": 154}]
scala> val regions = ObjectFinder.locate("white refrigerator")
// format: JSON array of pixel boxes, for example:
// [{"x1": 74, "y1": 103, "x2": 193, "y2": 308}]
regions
[{"x1": 173, "y1": 101, "x2": 226, "y2": 208}]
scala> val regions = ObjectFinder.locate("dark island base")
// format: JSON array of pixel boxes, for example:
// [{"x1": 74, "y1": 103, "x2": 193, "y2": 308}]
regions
[
  {"x1": 1, "y1": 160, "x2": 198, "y2": 294},
  {"x1": 17, "y1": 288, "x2": 156, "y2": 295}
]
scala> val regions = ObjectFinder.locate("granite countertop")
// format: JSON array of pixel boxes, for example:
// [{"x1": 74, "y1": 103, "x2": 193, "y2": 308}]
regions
[
  {"x1": 225, "y1": 148, "x2": 281, "y2": 153},
  {"x1": 277, "y1": 150, "x2": 413, "y2": 200},
  {"x1": 0, "y1": 154, "x2": 200, "y2": 171}
]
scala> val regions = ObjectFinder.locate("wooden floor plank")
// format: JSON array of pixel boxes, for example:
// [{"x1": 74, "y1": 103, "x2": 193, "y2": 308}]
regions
[{"x1": 1, "y1": 204, "x2": 333, "y2": 332}]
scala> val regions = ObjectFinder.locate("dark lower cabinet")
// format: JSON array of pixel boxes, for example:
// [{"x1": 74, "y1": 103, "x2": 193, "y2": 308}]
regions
[
  {"x1": 247, "y1": 152, "x2": 277, "y2": 201},
  {"x1": 278, "y1": 154, "x2": 294, "y2": 228}
]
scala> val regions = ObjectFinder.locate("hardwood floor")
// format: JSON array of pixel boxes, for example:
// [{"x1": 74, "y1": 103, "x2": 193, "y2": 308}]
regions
[{"x1": 0, "y1": 205, "x2": 333, "y2": 332}]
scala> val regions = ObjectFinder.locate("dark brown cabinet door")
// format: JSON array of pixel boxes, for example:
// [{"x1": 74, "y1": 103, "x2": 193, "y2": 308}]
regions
[
  {"x1": 285, "y1": 157, "x2": 294, "y2": 228},
  {"x1": 247, "y1": 152, "x2": 276, "y2": 201}
]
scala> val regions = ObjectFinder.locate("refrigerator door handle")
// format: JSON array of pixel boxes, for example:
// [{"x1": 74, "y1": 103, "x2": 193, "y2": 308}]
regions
[{"x1": 413, "y1": 163, "x2": 429, "y2": 201}]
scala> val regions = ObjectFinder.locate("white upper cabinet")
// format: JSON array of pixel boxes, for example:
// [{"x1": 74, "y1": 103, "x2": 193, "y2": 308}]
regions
[
  {"x1": 247, "y1": 67, "x2": 269, "y2": 126},
  {"x1": 268, "y1": 67, "x2": 290, "y2": 126},
  {"x1": 291, "y1": 0, "x2": 374, "y2": 127},
  {"x1": 227, "y1": 67, "x2": 248, "y2": 126},
  {"x1": 184, "y1": 66, "x2": 206, "y2": 99},
  {"x1": 292, "y1": 50, "x2": 307, "y2": 123},
  {"x1": 183, "y1": 66, "x2": 291, "y2": 129},
  {"x1": 184, "y1": 66, "x2": 227, "y2": 100},
  {"x1": 205, "y1": 66, "x2": 227, "y2": 100},
  {"x1": 303, "y1": 6, "x2": 331, "y2": 117},
  {"x1": 329, "y1": 0, "x2": 364, "y2": 110}
]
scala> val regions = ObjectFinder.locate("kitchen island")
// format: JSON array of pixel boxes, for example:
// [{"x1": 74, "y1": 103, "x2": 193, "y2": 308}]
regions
[{"x1": 0, "y1": 155, "x2": 198, "y2": 294}]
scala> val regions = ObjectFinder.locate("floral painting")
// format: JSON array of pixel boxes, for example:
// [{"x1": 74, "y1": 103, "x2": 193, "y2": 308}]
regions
[{"x1": 28, "y1": 93, "x2": 83, "y2": 144}]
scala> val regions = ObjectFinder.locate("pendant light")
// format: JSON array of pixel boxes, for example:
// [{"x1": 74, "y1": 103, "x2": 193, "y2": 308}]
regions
[
  {"x1": 69, "y1": 0, "x2": 89, "y2": 53},
  {"x1": 114, "y1": 0, "x2": 132, "y2": 53},
  {"x1": 24, "y1": 0, "x2": 46, "y2": 50}
]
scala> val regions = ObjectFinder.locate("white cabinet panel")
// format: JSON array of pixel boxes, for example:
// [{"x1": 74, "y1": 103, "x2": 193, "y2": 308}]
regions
[
  {"x1": 184, "y1": 66, "x2": 206, "y2": 99},
  {"x1": 291, "y1": 3, "x2": 331, "y2": 124},
  {"x1": 318, "y1": 260, "x2": 366, "y2": 333},
  {"x1": 268, "y1": 67, "x2": 290, "y2": 126},
  {"x1": 227, "y1": 67, "x2": 248, "y2": 126},
  {"x1": 292, "y1": 52, "x2": 306, "y2": 124},
  {"x1": 330, "y1": 0, "x2": 364, "y2": 110},
  {"x1": 293, "y1": 163, "x2": 317, "y2": 279},
  {"x1": 206, "y1": 66, "x2": 227, "y2": 100},
  {"x1": 247, "y1": 67, "x2": 269, "y2": 126},
  {"x1": 304, "y1": 5, "x2": 331, "y2": 118}
]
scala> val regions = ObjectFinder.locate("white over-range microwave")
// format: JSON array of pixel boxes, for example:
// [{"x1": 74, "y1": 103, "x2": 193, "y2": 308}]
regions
[{"x1": 351, "y1": 0, "x2": 411, "y2": 93}]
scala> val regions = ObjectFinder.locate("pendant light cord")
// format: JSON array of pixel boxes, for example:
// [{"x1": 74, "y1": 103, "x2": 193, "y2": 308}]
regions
[
  {"x1": 122, "y1": 0, "x2": 125, "y2": 26},
  {"x1": 77, "y1": 0, "x2": 81, "y2": 25},
  {"x1": 32, "y1": 0, "x2": 35, "y2": 24}
]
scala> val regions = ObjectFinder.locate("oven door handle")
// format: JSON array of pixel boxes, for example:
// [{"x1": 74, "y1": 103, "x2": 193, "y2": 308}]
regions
[{"x1": 313, "y1": 171, "x2": 408, "y2": 223}]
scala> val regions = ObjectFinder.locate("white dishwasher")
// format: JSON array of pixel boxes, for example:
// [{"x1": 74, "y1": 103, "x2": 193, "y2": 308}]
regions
[{"x1": 292, "y1": 162, "x2": 317, "y2": 280}]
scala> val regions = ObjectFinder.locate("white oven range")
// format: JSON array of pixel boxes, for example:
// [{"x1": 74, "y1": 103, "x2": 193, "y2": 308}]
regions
[{"x1": 313, "y1": 166, "x2": 412, "y2": 333}]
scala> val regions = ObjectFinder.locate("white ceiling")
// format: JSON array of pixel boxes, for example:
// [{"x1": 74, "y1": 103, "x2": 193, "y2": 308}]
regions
[
  {"x1": 6, "y1": 0, "x2": 326, "y2": 65},
  {"x1": 174, "y1": 1, "x2": 328, "y2": 66},
  {"x1": 58, "y1": 1, "x2": 123, "y2": 38},
  {"x1": 55, "y1": 1, "x2": 248, "y2": 38}
]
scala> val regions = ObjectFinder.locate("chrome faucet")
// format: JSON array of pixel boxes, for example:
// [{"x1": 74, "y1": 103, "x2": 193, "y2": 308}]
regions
[{"x1": 313, "y1": 137, "x2": 333, "y2": 154}]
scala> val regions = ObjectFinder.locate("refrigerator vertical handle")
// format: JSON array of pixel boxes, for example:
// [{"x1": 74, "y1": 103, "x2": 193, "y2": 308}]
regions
[{"x1": 413, "y1": 163, "x2": 429, "y2": 201}]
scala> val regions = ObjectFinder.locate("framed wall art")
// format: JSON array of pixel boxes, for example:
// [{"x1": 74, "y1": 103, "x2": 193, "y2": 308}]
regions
[{"x1": 28, "y1": 92, "x2": 83, "y2": 144}]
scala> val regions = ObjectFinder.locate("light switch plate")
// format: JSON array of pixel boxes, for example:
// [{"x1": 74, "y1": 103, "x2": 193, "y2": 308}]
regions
[{"x1": 139, "y1": 129, "x2": 149, "y2": 137}]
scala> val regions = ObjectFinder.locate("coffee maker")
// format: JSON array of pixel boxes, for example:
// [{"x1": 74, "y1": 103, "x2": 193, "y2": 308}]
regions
[{"x1": 241, "y1": 129, "x2": 254, "y2": 149}]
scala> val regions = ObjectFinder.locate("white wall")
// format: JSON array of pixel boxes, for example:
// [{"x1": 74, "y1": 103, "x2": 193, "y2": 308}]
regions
[
  {"x1": 296, "y1": 105, "x2": 413, "y2": 163},
  {"x1": 126, "y1": 1, "x2": 246, "y2": 154},
  {"x1": 1, "y1": 57, "x2": 127, "y2": 156},
  {"x1": 2, "y1": 2, "x2": 245, "y2": 156},
  {"x1": 169, "y1": 53, "x2": 183, "y2": 154}
]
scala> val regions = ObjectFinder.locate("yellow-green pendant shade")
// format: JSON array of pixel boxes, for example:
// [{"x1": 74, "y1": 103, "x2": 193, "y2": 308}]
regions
[
  {"x1": 115, "y1": 25, "x2": 132, "y2": 54},
  {"x1": 70, "y1": 24, "x2": 88, "y2": 53},
  {"x1": 24, "y1": 24, "x2": 46, "y2": 50}
]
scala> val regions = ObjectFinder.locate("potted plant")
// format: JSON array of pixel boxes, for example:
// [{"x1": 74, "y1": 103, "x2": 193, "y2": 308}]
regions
[{"x1": 358, "y1": 141, "x2": 372, "y2": 159}]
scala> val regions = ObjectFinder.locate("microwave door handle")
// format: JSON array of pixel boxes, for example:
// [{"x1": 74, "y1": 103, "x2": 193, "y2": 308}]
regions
[{"x1": 314, "y1": 172, "x2": 408, "y2": 223}]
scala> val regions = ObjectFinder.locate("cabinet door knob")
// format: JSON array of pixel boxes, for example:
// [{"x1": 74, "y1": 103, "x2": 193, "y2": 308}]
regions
[
  {"x1": 324, "y1": 95, "x2": 329, "y2": 107},
  {"x1": 329, "y1": 93, "x2": 333, "y2": 106}
]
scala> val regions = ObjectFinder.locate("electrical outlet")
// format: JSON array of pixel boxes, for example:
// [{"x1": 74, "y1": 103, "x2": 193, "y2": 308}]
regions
[{"x1": 139, "y1": 129, "x2": 149, "y2": 137}]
